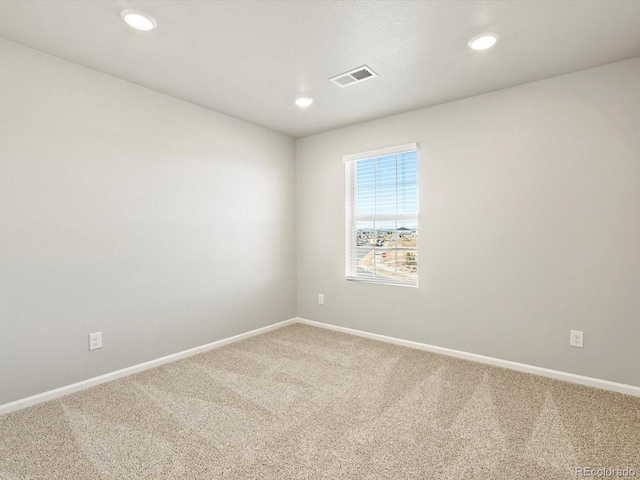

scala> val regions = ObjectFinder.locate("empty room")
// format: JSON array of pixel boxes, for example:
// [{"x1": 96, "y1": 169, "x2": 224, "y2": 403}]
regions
[{"x1": 1, "y1": 1, "x2": 639, "y2": 478}]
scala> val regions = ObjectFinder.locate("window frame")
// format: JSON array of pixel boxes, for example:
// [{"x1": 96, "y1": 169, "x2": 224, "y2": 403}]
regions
[{"x1": 344, "y1": 143, "x2": 419, "y2": 287}]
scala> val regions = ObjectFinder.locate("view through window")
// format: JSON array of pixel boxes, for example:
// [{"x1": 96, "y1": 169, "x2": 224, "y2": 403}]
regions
[{"x1": 345, "y1": 144, "x2": 418, "y2": 286}]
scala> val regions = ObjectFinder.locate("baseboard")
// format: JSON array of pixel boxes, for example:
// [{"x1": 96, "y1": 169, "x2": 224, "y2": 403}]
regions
[
  {"x1": 296, "y1": 317, "x2": 640, "y2": 398},
  {"x1": 0, "y1": 318, "x2": 297, "y2": 416},
  {"x1": 4, "y1": 316, "x2": 637, "y2": 416}
]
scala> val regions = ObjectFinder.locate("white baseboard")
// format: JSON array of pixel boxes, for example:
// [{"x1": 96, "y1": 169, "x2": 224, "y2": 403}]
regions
[
  {"x1": 0, "y1": 318, "x2": 297, "y2": 416},
  {"x1": 297, "y1": 318, "x2": 640, "y2": 397},
  {"x1": 3, "y1": 315, "x2": 638, "y2": 416}
]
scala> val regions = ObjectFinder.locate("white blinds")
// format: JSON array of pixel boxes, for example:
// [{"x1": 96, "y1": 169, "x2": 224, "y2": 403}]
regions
[{"x1": 344, "y1": 144, "x2": 418, "y2": 286}]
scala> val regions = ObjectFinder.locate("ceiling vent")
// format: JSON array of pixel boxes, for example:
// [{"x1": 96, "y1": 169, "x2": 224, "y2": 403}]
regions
[{"x1": 329, "y1": 65, "x2": 377, "y2": 88}]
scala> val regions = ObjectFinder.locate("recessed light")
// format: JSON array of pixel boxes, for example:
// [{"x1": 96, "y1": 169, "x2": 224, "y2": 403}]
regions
[
  {"x1": 295, "y1": 97, "x2": 314, "y2": 108},
  {"x1": 468, "y1": 32, "x2": 499, "y2": 51},
  {"x1": 121, "y1": 9, "x2": 157, "y2": 31}
]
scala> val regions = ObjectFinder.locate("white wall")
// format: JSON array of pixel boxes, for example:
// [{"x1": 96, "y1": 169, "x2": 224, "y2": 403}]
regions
[
  {"x1": 0, "y1": 39, "x2": 297, "y2": 405},
  {"x1": 296, "y1": 57, "x2": 640, "y2": 387}
]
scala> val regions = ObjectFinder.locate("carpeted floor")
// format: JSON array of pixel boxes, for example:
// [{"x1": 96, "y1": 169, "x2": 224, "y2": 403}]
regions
[{"x1": 1, "y1": 323, "x2": 639, "y2": 479}]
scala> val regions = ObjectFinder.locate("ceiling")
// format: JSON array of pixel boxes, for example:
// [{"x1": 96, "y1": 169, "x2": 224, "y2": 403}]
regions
[{"x1": 1, "y1": 1, "x2": 639, "y2": 138}]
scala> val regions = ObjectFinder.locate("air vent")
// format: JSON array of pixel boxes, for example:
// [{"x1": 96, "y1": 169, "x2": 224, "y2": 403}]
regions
[{"x1": 329, "y1": 65, "x2": 377, "y2": 88}]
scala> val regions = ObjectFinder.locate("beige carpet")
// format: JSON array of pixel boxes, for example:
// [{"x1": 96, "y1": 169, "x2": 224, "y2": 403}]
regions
[{"x1": 1, "y1": 323, "x2": 639, "y2": 479}]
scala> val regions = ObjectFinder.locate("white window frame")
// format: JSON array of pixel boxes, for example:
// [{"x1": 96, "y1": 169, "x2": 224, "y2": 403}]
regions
[{"x1": 344, "y1": 143, "x2": 419, "y2": 287}]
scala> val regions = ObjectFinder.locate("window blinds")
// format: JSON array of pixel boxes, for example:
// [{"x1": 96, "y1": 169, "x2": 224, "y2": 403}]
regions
[{"x1": 344, "y1": 143, "x2": 418, "y2": 286}]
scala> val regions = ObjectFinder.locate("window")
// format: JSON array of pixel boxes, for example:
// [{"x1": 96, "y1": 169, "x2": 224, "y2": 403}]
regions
[{"x1": 344, "y1": 143, "x2": 418, "y2": 286}]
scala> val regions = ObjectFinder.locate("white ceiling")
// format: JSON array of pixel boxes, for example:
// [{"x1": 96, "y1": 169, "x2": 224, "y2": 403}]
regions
[{"x1": 1, "y1": 1, "x2": 639, "y2": 138}]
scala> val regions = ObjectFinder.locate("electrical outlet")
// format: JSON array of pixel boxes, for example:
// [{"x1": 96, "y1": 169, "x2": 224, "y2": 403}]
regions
[
  {"x1": 570, "y1": 330, "x2": 583, "y2": 348},
  {"x1": 89, "y1": 332, "x2": 102, "y2": 351},
  {"x1": 318, "y1": 294, "x2": 324, "y2": 305}
]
